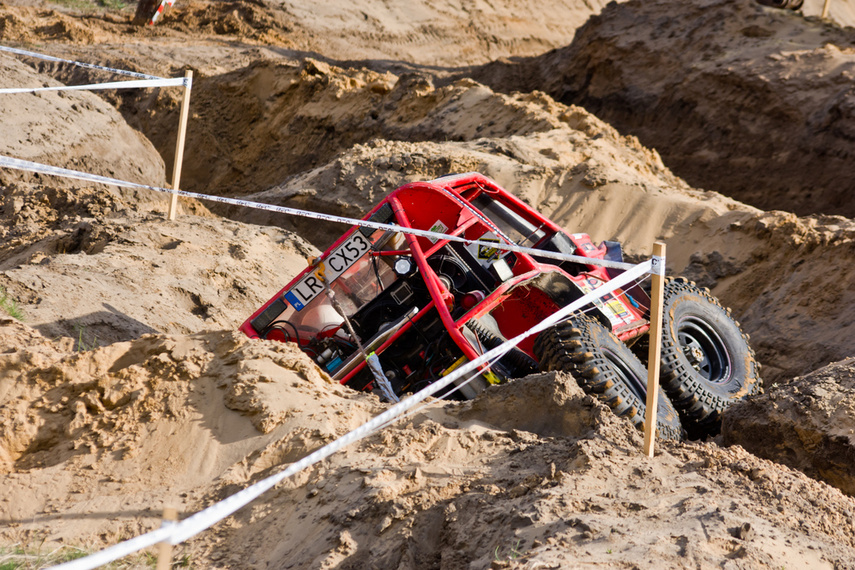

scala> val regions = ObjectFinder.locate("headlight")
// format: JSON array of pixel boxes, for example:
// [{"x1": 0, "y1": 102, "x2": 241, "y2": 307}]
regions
[{"x1": 393, "y1": 257, "x2": 415, "y2": 277}]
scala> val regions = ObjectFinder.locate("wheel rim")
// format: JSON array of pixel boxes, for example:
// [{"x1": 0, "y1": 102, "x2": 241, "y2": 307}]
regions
[
  {"x1": 676, "y1": 317, "x2": 731, "y2": 383},
  {"x1": 603, "y1": 348, "x2": 646, "y2": 402}
]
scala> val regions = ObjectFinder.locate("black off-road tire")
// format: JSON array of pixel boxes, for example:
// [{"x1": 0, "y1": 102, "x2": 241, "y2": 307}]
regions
[
  {"x1": 756, "y1": 0, "x2": 794, "y2": 8},
  {"x1": 657, "y1": 277, "x2": 761, "y2": 438},
  {"x1": 757, "y1": 0, "x2": 803, "y2": 9},
  {"x1": 534, "y1": 314, "x2": 683, "y2": 441},
  {"x1": 466, "y1": 320, "x2": 538, "y2": 378}
]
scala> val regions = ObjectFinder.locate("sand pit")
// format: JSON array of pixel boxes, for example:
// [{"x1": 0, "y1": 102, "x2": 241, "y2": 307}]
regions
[{"x1": 2, "y1": 0, "x2": 855, "y2": 568}]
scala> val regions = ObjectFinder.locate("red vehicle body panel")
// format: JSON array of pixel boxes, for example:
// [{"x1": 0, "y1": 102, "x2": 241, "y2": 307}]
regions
[{"x1": 240, "y1": 173, "x2": 648, "y2": 392}]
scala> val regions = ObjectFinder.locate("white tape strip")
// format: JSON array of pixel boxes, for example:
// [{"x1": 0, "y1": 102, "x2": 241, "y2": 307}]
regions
[
  {"x1": 0, "y1": 44, "x2": 167, "y2": 81},
  {"x1": 0, "y1": 77, "x2": 187, "y2": 94},
  {"x1": 49, "y1": 258, "x2": 651, "y2": 570},
  {"x1": 0, "y1": 155, "x2": 635, "y2": 271}
]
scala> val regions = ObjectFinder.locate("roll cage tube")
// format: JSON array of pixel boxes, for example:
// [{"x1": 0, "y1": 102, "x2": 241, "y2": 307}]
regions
[
  {"x1": 443, "y1": 175, "x2": 565, "y2": 235},
  {"x1": 387, "y1": 193, "x2": 484, "y2": 367}
]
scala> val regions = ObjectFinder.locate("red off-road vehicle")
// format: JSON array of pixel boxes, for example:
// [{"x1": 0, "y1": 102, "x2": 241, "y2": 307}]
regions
[{"x1": 241, "y1": 173, "x2": 760, "y2": 439}]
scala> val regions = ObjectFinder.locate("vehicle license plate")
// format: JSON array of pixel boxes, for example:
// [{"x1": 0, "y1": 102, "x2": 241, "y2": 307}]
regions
[{"x1": 284, "y1": 232, "x2": 372, "y2": 310}]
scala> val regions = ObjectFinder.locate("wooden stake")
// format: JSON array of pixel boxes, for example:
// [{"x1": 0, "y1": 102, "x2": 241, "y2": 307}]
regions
[
  {"x1": 643, "y1": 241, "x2": 666, "y2": 457},
  {"x1": 167, "y1": 70, "x2": 193, "y2": 221},
  {"x1": 821, "y1": 0, "x2": 832, "y2": 19},
  {"x1": 155, "y1": 506, "x2": 178, "y2": 570}
]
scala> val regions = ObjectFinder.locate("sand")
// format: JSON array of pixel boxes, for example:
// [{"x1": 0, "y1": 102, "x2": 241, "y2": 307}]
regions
[{"x1": 2, "y1": 0, "x2": 855, "y2": 568}]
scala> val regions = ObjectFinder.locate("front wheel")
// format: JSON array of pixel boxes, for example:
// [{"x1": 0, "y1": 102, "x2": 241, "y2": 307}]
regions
[
  {"x1": 657, "y1": 278, "x2": 761, "y2": 438},
  {"x1": 535, "y1": 314, "x2": 683, "y2": 441}
]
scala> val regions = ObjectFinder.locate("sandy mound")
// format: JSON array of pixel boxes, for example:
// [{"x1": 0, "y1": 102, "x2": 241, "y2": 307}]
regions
[
  {"x1": 240, "y1": 0, "x2": 616, "y2": 66},
  {"x1": 0, "y1": 319, "x2": 384, "y2": 545},
  {"x1": 89, "y1": 58, "x2": 681, "y2": 203},
  {"x1": 706, "y1": 212, "x2": 855, "y2": 381},
  {"x1": 0, "y1": 51, "x2": 167, "y2": 204},
  {"x1": 0, "y1": 0, "x2": 617, "y2": 68},
  {"x1": 3, "y1": 0, "x2": 855, "y2": 567},
  {"x1": 722, "y1": 357, "x2": 855, "y2": 496},
  {"x1": 214, "y1": 63, "x2": 689, "y2": 243},
  {"x1": 0, "y1": 180, "x2": 316, "y2": 349},
  {"x1": 470, "y1": 0, "x2": 855, "y2": 218},
  {"x1": 7, "y1": 323, "x2": 853, "y2": 569},
  {"x1": 165, "y1": 373, "x2": 855, "y2": 569}
]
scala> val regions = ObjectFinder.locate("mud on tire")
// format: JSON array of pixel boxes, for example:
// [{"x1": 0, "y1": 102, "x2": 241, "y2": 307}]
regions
[
  {"x1": 657, "y1": 277, "x2": 761, "y2": 438},
  {"x1": 534, "y1": 314, "x2": 683, "y2": 441}
]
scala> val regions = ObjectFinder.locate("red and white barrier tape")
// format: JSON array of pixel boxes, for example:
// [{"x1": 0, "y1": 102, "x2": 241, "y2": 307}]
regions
[{"x1": 148, "y1": 0, "x2": 176, "y2": 25}]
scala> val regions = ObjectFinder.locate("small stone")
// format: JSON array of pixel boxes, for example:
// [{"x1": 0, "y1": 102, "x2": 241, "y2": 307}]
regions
[
  {"x1": 731, "y1": 522, "x2": 755, "y2": 541},
  {"x1": 749, "y1": 467, "x2": 767, "y2": 481}
]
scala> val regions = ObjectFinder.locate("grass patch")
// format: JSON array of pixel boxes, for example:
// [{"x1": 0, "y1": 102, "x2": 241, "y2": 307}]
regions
[
  {"x1": 73, "y1": 322, "x2": 99, "y2": 352},
  {"x1": 99, "y1": 0, "x2": 133, "y2": 9},
  {"x1": 0, "y1": 544, "x2": 89, "y2": 569},
  {"x1": 47, "y1": 0, "x2": 99, "y2": 10},
  {"x1": 493, "y1": 538, "x2": 525, "y2": 562},
  {"x1": 0, "y1": 286, "x2": 24, "y2": 321},
  {"x1": 0, "y1": 542, "x2": 183, "y2": 568},
  {"x1": 47, "y1": 0, "x2": 133, "y2": 12}
]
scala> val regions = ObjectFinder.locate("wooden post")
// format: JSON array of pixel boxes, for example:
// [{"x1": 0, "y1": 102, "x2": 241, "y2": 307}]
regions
[
  {"x1": 821, "y1": 0, "x2": 832, "y2": 19},
  {"x1": 643, "y1": 241, "x2": 666, "y2": 457},
  {"x1": 155, "y1": 506, "x2": 178, "y2": 570},
  {"x1": 167, "y1": 69, "x2": 193, "y2": 221}
]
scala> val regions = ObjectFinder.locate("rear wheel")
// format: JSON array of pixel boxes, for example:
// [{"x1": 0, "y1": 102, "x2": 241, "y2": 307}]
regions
[
  {"x1": 535, "y1": 314, "x2": 683, "y2": 441},
  {"x1": 657, "y1": 278, "x2": 761, "y2": 438}
]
